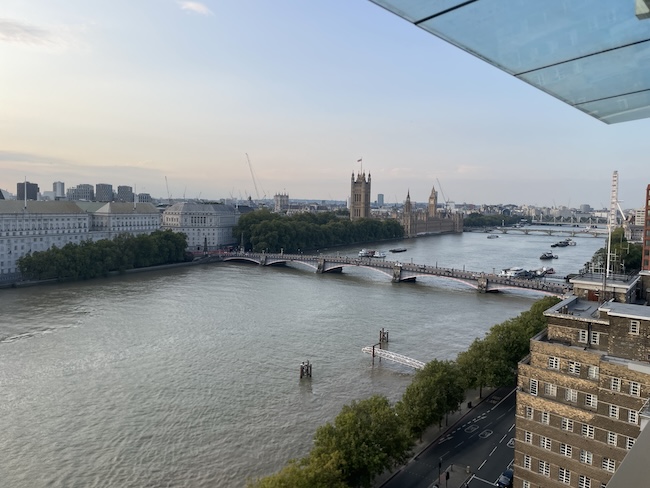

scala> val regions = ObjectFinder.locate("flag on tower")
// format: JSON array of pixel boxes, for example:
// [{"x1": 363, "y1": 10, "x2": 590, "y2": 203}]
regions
[{"x1": 357, "y1": 158, "x2": 362, "y2": 162}]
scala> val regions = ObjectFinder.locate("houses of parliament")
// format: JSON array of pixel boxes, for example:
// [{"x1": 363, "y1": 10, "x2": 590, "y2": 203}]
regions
[{"x1": 349, "y1": 171, "x2": 462, "y2": 238}]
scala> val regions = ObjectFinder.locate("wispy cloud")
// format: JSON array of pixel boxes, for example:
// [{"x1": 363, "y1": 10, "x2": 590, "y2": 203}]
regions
[
  {"x1": 177, "y1": 1, "x2": 213, "y2": 16},
  {"x1": 0, "y1": 18, "x2": 65, "y2": 47}
]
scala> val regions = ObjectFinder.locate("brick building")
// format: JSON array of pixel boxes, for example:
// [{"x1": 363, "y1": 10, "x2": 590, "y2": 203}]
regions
[{"x1": 515, "y1": 295, "x2": 650, "y2": 488}]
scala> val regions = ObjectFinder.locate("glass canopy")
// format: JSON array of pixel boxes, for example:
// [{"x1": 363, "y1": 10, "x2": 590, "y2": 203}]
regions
[{"x1": 369, "y1": 0, "x2": 650, "y2": 124}]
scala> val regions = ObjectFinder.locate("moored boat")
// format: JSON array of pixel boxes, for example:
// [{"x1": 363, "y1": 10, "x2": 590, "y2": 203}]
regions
[
  {"x1": 540, "y1": 252, "x2": 558, "y2": 260},
  {"x1": 358, "y1": 249, "x2": 373, "y2": 257},
  {"x1": 389, "y1": 247, "x2": 407, "y2": 253},
  {"x1": 487, "y1": 234, "x2": 499, "y2": 239},
  {"x1": 371, "y1": 251, "x2": 386, "y2": 258}
]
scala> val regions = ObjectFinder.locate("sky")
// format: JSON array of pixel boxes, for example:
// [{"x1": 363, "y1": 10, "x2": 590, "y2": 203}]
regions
[{"x1": 1, "y1": 0, "x2": 648, "y2": 209}]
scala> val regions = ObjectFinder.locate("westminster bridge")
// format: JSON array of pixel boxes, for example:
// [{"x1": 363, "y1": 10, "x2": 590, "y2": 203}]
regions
[{"x1": 217, "y1": 252, "x2": 571, "y2": 296}]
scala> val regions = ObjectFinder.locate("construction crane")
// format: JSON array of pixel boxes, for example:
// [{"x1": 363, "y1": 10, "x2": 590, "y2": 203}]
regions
[
  {"x1": 436, "y1": 178, "x2": 450, "y2": 212},
  {"x1": 165, "y1": 176, "x2": 172, "y2": 205},
  {"x1": 245, "y1": 153, "x2": 261, "y2": 200}
]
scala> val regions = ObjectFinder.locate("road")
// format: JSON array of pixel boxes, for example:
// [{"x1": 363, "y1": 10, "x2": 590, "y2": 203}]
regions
[{"x1": 382, "y1": 387, "x2": 517, "y2": 488}]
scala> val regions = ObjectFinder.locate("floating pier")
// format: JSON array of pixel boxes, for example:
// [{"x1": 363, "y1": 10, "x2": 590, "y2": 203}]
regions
[{"x1": 361, "y1": 345, "x2": 425, "y2": 370}]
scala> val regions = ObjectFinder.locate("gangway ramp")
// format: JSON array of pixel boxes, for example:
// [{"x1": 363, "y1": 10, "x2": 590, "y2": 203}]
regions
[{"x1": 361, "y1": 346, "x2": 425, "y2": 370}]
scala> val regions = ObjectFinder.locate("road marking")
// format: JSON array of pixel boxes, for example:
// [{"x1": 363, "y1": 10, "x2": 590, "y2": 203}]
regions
[
  {"x1": 465, "y1": 424, "x2": 479, "y2": 433},
  {"x1": 507, "y1": 438, "x2": 515, "y2": 448},
  {"x1": 490, "y1": 387, "x2": 516, "y2": 411},
  {"x1": 455, "y1": 441, "x2": 464, "y2": 448},
  {"x1": 479, "y1": 429, "x2": 493, "y2": 438},
  {"x1": 478, "y1": 459, "x2": 487, "y2": 470},
  {"x1": 489, "y1": 446, "x2": 497, "y2": 457},
  {"x1": 499, "y1": 433, "x2": 507, "y2": 443},
  {"x1": 508, "y1": 423, "x2": 515, "y2": 432}
]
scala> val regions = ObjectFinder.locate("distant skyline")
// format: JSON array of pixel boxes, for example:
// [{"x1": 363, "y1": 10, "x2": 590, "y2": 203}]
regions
[{"x1": 1, "y1": 1, "x2": 648, "y2": 209}]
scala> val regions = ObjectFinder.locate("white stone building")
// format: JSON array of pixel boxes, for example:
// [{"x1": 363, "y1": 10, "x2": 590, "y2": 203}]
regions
[
  {"x1": 0, "y1": 201, "x2": 90, "y2": 280},
  {"x1": 161, "y1": 202, "x2": 239, "y2": 251},
  {"x1": 76, "y1": 202, "x2": 161, "y2": 241}
]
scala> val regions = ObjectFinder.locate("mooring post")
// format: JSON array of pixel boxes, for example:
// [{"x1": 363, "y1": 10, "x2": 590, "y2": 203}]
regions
[{"x1": 299, "y1": 360, "x2": 312, "y2": 379}]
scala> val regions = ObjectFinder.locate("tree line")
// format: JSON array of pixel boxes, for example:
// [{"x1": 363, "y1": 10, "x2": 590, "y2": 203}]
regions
[
  {"x1": 17, "y1": 230, "x2": 190, "y2": 281},
  {"x1": 587, "y1": 226, "x2": 642, "y2": 273},
  {"x1": 233, "y1": 210, "x2": 404, "y2": 253},
  {"x1": 463, "y1": 213, "x2": 521, "y2": 228},
  {"x1": 248, "y1": 296, "x2": 560, "y2": 488}
]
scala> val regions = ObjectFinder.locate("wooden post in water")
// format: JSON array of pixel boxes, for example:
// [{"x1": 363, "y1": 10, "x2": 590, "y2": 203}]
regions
[
  {"x1": 299, "y1": 360, "x2": 312, "y2": 379},
  {"x1": 379, "y1": 328, "x2": 389, "y2": 344}
]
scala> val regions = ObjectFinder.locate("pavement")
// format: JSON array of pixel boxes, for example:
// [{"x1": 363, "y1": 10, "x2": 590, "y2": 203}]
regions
[{"x1": 374, "y1": 387, "x2": 497, "y2": 488}]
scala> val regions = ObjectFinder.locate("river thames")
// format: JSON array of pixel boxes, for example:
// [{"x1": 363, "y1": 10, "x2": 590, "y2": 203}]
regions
[{"x1": 0, "y1": 229, "x2": 604, "y2": 487}]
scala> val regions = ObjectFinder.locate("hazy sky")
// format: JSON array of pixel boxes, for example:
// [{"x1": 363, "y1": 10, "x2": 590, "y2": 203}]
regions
[{"x1": 1, "y1": 1, "x2": 648, "y2": 208}]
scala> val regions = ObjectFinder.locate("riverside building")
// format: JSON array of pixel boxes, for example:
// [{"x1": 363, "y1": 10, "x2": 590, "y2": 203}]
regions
[
  {"x1": 0, "y1": 200, "x2": 163, "y2": 283},
  {"x1": 161, "y1": 202, "x2": 239, "y2": 252},
  {"x1": 515, "y1": 290, "x2": 650, "y2": 488}
]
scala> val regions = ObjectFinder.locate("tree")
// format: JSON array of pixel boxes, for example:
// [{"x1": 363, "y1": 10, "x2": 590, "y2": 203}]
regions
[
  {"x1": 311, "y1": 395, "x2": 412, "y2": 488},
  {"x1": 457, "y1": 338, "x2": 491, "y2": 398},
  {"x1": 247, "y1": 452, "x2": 347, "y2": 488}
]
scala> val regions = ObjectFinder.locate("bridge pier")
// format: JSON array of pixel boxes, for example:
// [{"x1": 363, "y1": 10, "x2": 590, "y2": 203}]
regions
[
  {"x1": 477, "y1": 276, "x2": 488, "y2": 293},
  {"x1": 259, "y1": 255, "x2": 267, "y2": 266},
  {"x1": 317, "y1": 258, "x2": 343, "y2": 274}
]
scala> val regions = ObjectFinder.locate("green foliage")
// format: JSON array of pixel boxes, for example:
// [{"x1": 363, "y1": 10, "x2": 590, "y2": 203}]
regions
[
  {"x1": 589, "y1": 227, "x2": 643, "y2": 272},
  {"x1": 17, "y1": 230, "x2": 189, "y2": 281},
  {"x1": 463, "y1": 213, "x2": 521, "y2": 228},
  {"x1": 247, "y1": 452, "x2": 347, "y2": 488},
  {"x1": 233, "y1": 210, "x2": 404, "y2": 252},
  {"x1": 396, "y1": 360, "x2": 464, "y2": 438},
  {"x1": 311, "y1": 395, "x2": 412, "y2": 488},
  {"x1": 462, "y1": 296, "x2": 560, "y2": 387}
]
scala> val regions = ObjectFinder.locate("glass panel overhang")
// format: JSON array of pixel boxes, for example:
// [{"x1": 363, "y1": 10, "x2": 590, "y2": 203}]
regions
[{"x1": 370, "y1": 0, "x2": 650, "y2": 124}]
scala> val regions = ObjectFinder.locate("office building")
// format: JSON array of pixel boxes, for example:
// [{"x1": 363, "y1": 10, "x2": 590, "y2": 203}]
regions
[
  {"x1": 53, "y1": 181, "x2": 65, "y2": 199},
  {"x1": 117, "y1": 186, "x2": 134, "y2": 203},
  {"x1": 17, "y1": 181, "x2": 39, "y2": 201},
  {"x1": 95, "y1": 183, "x2": 114, "y2": 202},
  {"x1": 67, "y1": 184, "x2": 94, "y2": 201}
]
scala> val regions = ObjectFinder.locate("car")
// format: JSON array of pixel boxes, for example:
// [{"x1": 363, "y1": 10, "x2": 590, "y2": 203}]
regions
[{"x1": 496, "y1": 468, "x2": 513, "y2": 487}]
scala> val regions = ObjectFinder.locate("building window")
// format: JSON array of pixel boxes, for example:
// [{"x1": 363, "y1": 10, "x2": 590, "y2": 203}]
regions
[
  {"x1": 560, "y1": 443, "x2": 572, "y2": 457},
  {"x1": 522, "y1": 481, "x2": 531, "y2": 488},
  {"x1": 540, "y1": 436, "x2": 552, "y2": 450},
  {"x1": 602, "y1": 458, "x2": 616, "y2": 473},
  {"x1": 629, "y1": 409, "x2": 639, "y2": 424},
  {"x1": 587, "y1": 366, "x2": 599, "y2": 379},
  {"x1": 541, "y1": 411, "x2": 549, "y2": 425},
  {"x1": 545, "y1": 383, "x2": 557, "y2": 397},
  {"x1": 558, "y1": 467, "x2": 571, "y2": 484},
  {"x1": 548, "y1": 356, "x2": 560, "y2": 369},
  {"x1": 579, "y1": 330, "x2": 588, "y2": 343},
  {"x1": 539, "y1": 460, "x2": 550, "y2": 477},
  {"x1": 578, "y1": 475, "x2": 591, "y2": 488},
  {"x1": 568, "y1": 361, "x2": 581, "y2": 375},
  {"x1": 607, "y1": 432, "x2": 617, "y2": 446},
  {"x1": 609, "y1": 405, "x2": 619, "y2": 418},
  {"x1": 580, "y1": 450, "x2": 593, "y2": 465},
  {"x1": 630, "y1": 320, "x2": 640, "y2": 335},
  {"x1": 525, "y1": 406, "x2": 533, "y2": 419},
  {"x1": 582, "y1": 424, "x2": 594, "y2": 438},
  {"x1": 626, "y1": 437, "x2": 635, "y2": 450},
  {"x1": 530, "y1": 379, "x2": 538, "y2": 396},
  {"x1": 561, "y1": 418, "x2": 574, "y2": 431},
  {"x1": 566, "y1": 388, "x2": 578, "y2": 403},
  {"x1": 630, "y1": 381, "x2": 640, "y2": 396},
  {"x1": 610, "y1": 377, "x2": 621, "y2": 391},
  {"x1": 524, "y1": 431, "x2": 532, "y2": 444},
  {"x1": 591, "y1": 332, "x2": 600, "y2": 345},
  {"x1": 523, "y1": 454, "x2": 531, "y2": 470},
  {"x1": 585, "y1": 393, "x2": 597, "y2": 408}
]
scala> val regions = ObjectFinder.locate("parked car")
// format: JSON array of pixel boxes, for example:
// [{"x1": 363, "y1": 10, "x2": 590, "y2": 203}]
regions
[{"x1": 496, "y1": 468, "x2": 513, "y2": 487}]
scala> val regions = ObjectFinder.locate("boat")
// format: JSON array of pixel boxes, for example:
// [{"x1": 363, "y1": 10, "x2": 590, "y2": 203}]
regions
[
  {"x1": 389, "y1": 247, "x2": 407, "y2": 253},
  {"x1": 371, "y1": 251, "x2": 386, "y2": 258},
  {"x1": 358, "y1": 249, "x2": 373, "y2": 257},
  {"x1": 498, "y1": 267, "x2": 528, "y2": 278},
  {"x1": 545, "y1": 268, "x2": 556, "y2": 274},
  {"x1": 487, "y1": 234, "x2": 499, "y2": 239},
  {"x1": 565, "y1": 238, "x2": 576, "y2": 246},
  {"x1": 539, "y1": 252, "x2": 558, "y2": 260},
  {"x1": 551, "y1": 240, "x2": 569, "y2": 248}
]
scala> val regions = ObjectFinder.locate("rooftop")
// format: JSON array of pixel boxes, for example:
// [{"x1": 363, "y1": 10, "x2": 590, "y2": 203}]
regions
[{"x1": 370, "y1": 0, "x2": 650, "y2": 123}]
